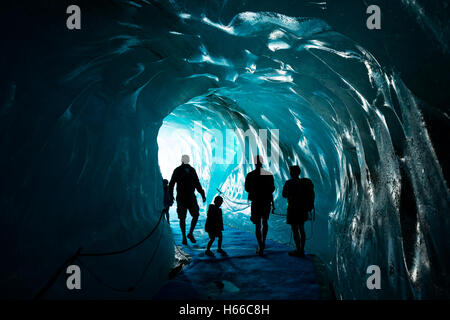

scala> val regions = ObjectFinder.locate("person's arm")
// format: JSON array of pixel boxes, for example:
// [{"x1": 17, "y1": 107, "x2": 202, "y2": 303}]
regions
[
  {"x1": 192, "y1": 168, "x2": 206, "y2": 202},
  {"x1": 269, "y1": 175, "x2": 276, "y2": 211}
]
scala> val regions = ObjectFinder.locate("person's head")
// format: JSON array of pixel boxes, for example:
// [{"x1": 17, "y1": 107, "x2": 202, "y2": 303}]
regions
[
  {"x1": 214, "y1": 196, "x2": 223, "y2": 207},
  {"x1": 162, "y1": 179, "x2": 168, "y2": 186},
  {"x1": 181, "y1": 154, "x2": 190, "y2": 164},
  {"x1": 254, "y1": 155, "x2": 264, "y2": 168},
  {"x1": 289, "y1": 165, "x2": 301, "y2": 178}
]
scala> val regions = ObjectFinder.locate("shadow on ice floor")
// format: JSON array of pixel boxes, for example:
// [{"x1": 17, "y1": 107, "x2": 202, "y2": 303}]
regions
[{"x1": 153, "y1": 209, "x2": 324, "y2": 300}]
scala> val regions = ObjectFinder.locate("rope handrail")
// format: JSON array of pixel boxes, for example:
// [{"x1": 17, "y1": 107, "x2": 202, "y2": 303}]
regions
[
  {"x1": 76, "y1": 231, "x2": 164, "y2": 293},
  {"x1": 216, "y1": 188, "x2": 251, "y2": 207},
  {"x1": 34, "y1": 208, "x2": 166, "y2": 300},
  {"x1": 79, "y1": 208, "x2": 164, "y2": 257},
  {"x1": 34, "y1": 196, "x2": 317, "y2": 299},
  {"x1": 217, "y1": 188, "x2": 316, "y2": 241}
]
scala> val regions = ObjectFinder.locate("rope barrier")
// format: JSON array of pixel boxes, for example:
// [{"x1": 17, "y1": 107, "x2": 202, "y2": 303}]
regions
[
  {"x1": 76, "y1": 231, "x2": 164, "y2": 293},
  {"x1": 33, "y1": 247, "x2": 83, "y2": 300},
  {"x1": 216, "y1": 189, "x2": 317, "y2": 243},
  {"x1": 34, "y1": 208, "x2": 166, "y2": 299},
  {"x1": 35, "y1": 191, "x2": 316, "y2": 299},
  {"x1": 273, "y1": 208, "x2": 315, "y2": 241},
  {"x1": 79, "y1": 208, "x2": 165, "y2": 257},
  {"x1": 216, "y1": 188, "x2": 251, "y2": 209}
]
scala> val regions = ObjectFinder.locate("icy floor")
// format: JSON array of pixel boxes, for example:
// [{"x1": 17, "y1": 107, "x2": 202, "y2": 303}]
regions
[{"x1": 154, "y1": 210, "x2": 321, "y2": 300}]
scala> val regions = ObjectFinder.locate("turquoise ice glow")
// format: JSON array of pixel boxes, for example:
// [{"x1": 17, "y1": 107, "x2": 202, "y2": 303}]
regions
[
  {"x1": 153, "y1": 10, "x2": 448, "y2": 299},
  {"x1": 4, "y1": 1, "x2": 448, "y2": 300}
]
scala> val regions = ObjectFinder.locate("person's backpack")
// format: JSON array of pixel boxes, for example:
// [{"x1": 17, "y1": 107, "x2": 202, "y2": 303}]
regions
[{"x1": 301, "y1": 178, "x2": 315, "y2": 212}]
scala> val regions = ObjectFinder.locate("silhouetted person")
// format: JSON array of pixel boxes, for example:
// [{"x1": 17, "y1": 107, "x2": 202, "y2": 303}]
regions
[
  {"x1": 169, "y1": 155, "x2": 206, "y2": 245},
  {"x1": 282, "y1": 165, "x2": 315, "y2": 257},
  {"x1": 205, "y1": 196, "x2": 226, "y2": 256},
  {"x1": 162, "y1": 179, "x2": 172, "y2": 223},
  {"x1": 245, "y1": 155, "x2": 275, "y2": 256}
]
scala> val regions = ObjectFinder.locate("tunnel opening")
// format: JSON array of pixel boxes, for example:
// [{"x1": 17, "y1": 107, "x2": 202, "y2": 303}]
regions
[{"x1": 156, "y1": 93, "x2": 315, "y2": 247}]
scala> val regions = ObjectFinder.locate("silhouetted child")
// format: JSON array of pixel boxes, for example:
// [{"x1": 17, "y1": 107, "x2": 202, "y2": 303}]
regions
[
  {"x1": 162, "y1": 179, "x2": 172, "y2": 223},
  {"x1": 205, "y1": 196, "x2": 226, "y2": 256}
]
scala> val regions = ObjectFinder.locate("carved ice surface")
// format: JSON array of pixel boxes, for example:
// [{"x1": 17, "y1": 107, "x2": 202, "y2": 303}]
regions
[
  {"x1": 155, "y1": 6, "x2": 449, "y2": 299},
  {"x1": 1, "y1": 0, "x2": 448, "y2": 299}
]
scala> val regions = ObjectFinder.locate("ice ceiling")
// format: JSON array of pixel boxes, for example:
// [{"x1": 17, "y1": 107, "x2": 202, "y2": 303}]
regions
[
  {"x1": 153, "y1": 6, "x2": 446, "y2": 296},
  {"x1": 156, "y1": 9, "x2": 449, "y2": 299},
  {"x1": 1, "y1": 0, "x2": 449, "y2": 299}
]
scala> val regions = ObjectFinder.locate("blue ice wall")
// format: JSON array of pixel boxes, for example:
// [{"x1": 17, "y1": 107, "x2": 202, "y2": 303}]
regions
[
  {"x1": 1, "y1": 0, "x2": 449, "y2": 299},
  {"x1": 155, "y1": 6, "x2": 450, "y2": 299}
]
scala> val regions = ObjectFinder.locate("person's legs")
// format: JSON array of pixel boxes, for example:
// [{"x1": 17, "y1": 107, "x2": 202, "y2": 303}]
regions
[
  {"x1": 262, "y1": 218, "x2": 268, "y2": 249},
  {"x1": 260, "y1": 201, "x2": 271, "y2": 249},
  {"x1": 180, "y1": 218, "x2": 187, "y2": 244},
  {"x1": 177, "y1": 204, "x2": 188, "y2": 244},
  {"x1": 217, "y1": 232, "x2": 223, "y2": 250},
  {"x1": 217, "y1": 232, "x2": 226, "y2": 254},
  {"x1": 187, "y1": 201, "x2": 199, "y2": 242},
  {"x1": 299, "y1": 222, "x2": 306, "y2": 254},
  {"x1": 189, "y1": 214, "x2": 198, "y2": 235},
  {"x1": 291, "y1": 224, "x2": 301, "y2": 252},
  {"x1": 206, "y1": 234, "x2": 215, "y2": 256},
  {"x1": 251, "y1": 202, "x2": 265, "y2": 255},
  {"x1": 207, "y1": 235, "x2": 215, "y2": 251},
  {"x1": 255, "y1": 219, "x2": 263, "y2": 250}
]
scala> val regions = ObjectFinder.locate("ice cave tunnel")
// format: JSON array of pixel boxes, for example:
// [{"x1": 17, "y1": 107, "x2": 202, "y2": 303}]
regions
[{"x1": 1, "y1": 0, "x2": 449, "y2": 300}]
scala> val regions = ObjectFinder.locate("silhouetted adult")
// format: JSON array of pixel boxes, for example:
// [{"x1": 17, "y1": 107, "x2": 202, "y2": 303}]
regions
[
  {"x1": 245, "y1": 155, "x2": 275, "y2": 256},
  {"x1": 169, "y1": 155, "x2": 206, "y2": 245},
  {"x1": 282, "y1": 165, "x2": 314, "y2": 257}
]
